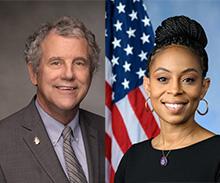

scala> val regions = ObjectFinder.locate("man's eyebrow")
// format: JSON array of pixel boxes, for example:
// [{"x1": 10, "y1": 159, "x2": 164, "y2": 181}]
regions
[
  {"x1": 48, "y1": 56, "x2": 64, "y2": 61},
  {"x1": 73, "y1": 57, "x2": 88, "y2": 61}
]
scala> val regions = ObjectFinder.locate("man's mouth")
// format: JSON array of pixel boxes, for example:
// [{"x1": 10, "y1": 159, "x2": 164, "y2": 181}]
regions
[{"x1": 55, "y1": 86, "x2": 77, "y2": 90}]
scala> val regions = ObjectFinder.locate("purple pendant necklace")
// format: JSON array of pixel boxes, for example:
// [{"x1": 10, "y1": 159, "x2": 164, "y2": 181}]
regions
[
  {"x1": 159, "y1": 125, "x2": 197, "y2": 167},
  {"x1": 160, "y1": 150, "x2": 171, "y2": 167}
]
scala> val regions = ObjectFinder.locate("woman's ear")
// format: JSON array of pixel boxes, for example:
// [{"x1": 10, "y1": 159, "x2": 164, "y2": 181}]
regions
[
  {"x1": 143, "y1": 76, "x2": 151, "y2": 97},
  {"x1": 27, "y1": 63, "x2": 38, "y2": 86},
  {"x1": 200, "y1": 78, "x2": 210, "y2": 99}
]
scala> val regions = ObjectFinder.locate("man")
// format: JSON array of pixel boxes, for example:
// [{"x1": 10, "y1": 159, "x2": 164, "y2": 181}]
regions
[{"x1": 0, "y1": 16, "x2": 104, "y2": 183}]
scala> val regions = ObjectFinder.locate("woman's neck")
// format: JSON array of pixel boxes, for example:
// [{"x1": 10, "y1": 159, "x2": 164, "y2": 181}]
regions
[
  {"x1": 153, "y1": 120, "x2": 199, "y2": 150},
  {"x1": 153, "y1": 120, "x2": 214, "y2": 150}
]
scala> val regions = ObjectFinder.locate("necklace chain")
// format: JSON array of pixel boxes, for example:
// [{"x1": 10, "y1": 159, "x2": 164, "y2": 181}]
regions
[
  {"x1": 159, "y1": 125, "x2": 197, "y2": 167},
  {"x1": 162, "y1": 149, "x2": 171, "y2": 158}
]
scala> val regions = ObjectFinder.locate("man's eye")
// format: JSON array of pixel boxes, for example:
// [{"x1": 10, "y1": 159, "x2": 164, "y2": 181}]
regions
[
  {"x1": 51, "y1": 61, "x2": 61, "y2": 65},
  {"x1": 157, "y1": 77, "x2": 167, "y2": 83},
  {"x1": 75, "y1": 61, "x2": 85, "y2": 65},
  {"x1": 73, "y1": 59, "x2": 89, "y2": 67}
]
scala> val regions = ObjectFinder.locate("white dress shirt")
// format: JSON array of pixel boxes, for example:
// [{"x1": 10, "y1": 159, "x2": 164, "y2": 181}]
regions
[{"x1": 35, "y1": 101, "x2": 89, "y2": 182}]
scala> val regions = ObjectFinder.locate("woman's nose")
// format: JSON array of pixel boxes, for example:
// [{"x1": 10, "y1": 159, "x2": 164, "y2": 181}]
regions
[{"x1": 167, "y1": 80, "x2": 183, "y2": 95}]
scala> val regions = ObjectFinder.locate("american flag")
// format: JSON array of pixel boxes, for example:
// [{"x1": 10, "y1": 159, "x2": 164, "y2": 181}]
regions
[{"x1": 105, "y1": 0, "x2": 160, "y2": 182}]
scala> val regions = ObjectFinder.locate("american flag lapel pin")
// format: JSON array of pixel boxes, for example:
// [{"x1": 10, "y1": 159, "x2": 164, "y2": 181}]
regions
[{"x1": 34, "y1": 136, "x2": 40, "y2": 145}]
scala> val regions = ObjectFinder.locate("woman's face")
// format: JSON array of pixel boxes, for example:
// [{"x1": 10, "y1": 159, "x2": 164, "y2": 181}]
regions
[{"x1": 144, "y1": 45, "x2": 210, "y2": 125}]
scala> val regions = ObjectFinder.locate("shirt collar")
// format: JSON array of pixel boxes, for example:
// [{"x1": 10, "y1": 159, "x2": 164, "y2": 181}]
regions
[{"x1": 35, "y1": 100, "x2": 79, "y2": 146}]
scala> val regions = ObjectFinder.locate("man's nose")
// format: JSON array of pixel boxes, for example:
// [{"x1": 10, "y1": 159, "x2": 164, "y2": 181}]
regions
[{"x1": 62, "y1": 63, "x2": 74, "y2": 81}]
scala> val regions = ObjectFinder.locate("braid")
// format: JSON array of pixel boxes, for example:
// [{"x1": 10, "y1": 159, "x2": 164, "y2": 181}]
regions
[{"x1": 146, "y1": 15, "x2": 208, "y2": 77}]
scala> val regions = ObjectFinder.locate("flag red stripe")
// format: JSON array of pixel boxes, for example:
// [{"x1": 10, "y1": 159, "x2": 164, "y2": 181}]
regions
[
  {"x1": 105, "y1": 81, "x2": 112, "y2": 110},
  {"x1": 128, "y1": 88, "x2": 160, "y2": 138},
  {"x1": 112, "y1": 104, "x2": 132, "y2": 153},
  {"x1": 105, "y1": 133, "x2": 112, "y2": 162},
  {"x1": 110, "y1": 165, "x2": 115, "y2": 183}
]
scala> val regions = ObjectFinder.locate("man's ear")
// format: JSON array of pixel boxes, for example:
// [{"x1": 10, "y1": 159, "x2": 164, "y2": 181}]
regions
[
  {"x1": 143, "y1": 76, "x2": 151, "y2": 97},
  {"x1": 27, "y1": 63, "x2": 38, "y2": 86},
  {"x1": 200, "y1": 78, "x2": 210, "y2": 99}
]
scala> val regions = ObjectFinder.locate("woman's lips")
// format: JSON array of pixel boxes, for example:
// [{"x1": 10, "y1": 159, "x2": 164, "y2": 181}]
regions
[{"x1": 163, "y1": 102, "x2": 187, "y2": 113}]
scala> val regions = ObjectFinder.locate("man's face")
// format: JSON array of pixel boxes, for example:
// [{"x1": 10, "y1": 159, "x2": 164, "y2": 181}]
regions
[{"x1": 28, "y1": 31, "x2": 92, "y2": 121}]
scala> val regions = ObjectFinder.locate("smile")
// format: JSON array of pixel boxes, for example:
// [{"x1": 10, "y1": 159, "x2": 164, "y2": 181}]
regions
[
  {"x1": 55, "y1": 86, "x2": 77, "y2": 91},
  {"x1": 163, "y1": 102, "x2": 186, "y2": 113}
]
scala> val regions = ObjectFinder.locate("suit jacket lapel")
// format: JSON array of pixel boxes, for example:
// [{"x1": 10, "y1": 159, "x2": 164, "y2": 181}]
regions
[
  {"x1": 21, "y1": 99, "x2": 69, "y2": 183},
  {"x1": 79, "y1": 110, "x2": 99, "y2": 183}
]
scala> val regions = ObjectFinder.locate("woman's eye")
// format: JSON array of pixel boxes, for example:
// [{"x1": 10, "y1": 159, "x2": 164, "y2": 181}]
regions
[
  {"x1": 183, "y1": 78, "x2": 195, "y2": 84},
  {"x1": 157, "y1": 77, "x2": 167, "y2": 83}
]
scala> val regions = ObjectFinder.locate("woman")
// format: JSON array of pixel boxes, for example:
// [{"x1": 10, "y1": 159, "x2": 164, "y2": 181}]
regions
[{"x1": 114, "y1": 15, "x2": 220, "y2": 182}]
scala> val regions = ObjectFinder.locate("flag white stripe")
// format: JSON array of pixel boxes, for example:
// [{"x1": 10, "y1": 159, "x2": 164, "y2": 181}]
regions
[
  {"x1": 105, "y1": 106, "x2": 124, "y2": 172},
  {"x1": 105, "y1": 56, "x2": 112, "y2": 85},
  {"x1": 116, "y1": 96, "x2": 147, "y2": 144},
  {"x1": 111, "y1": 134, "x2": 123, "y2": 172},
  {"x1": 105, "y1": 106, "x2": 112, "y2": 137}
]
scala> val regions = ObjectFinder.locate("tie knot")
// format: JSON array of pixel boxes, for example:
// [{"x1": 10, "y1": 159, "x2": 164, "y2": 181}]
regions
[{"x1": 62, "y1": 126, "x2": 72, "y2": 141}]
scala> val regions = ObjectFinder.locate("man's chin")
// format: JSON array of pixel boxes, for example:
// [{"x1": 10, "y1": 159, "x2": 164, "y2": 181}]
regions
[{"x1": 57, "y1": 103, "x2": 79, "y2": 112}]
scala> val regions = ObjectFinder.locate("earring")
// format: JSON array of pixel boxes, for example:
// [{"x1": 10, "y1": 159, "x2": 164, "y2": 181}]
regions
[
  {"x1": 144, "y1": 97, "x2": 150, "y2": 109},
  {"x1": 145, "y1": 97, "x2": 154, "y2": 112},
  {"x1": 197, "y1": 98, "x2": 208, "y2": 116}
]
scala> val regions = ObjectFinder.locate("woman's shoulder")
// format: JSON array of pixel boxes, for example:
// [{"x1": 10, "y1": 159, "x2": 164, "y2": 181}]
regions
[
  {"x1": 201, "y1": 134, "x2": 220, "y2": 145},
  {"x1": 198, "y1": 134, "x2": 220, "y2": 144},
  {"x1": 126, "y1": 138, "x2": 153, "y2": 155},
  {"x1": 183, "y1": 134, "x2": 220, "y2": 152}
]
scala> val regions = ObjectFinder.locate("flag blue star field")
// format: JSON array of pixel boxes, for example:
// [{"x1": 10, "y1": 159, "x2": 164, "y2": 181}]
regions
[{"x1": 105, "y1": 0, "x2": 160, "y2": 182}]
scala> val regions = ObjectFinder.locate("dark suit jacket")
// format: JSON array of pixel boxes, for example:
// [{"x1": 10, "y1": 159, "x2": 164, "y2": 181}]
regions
[{"x1": 0, "y1": 98, "x2": 105, "y2": 183}]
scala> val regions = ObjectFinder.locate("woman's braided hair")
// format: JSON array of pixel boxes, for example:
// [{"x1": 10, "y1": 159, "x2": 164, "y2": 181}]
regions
[{"x1": 146, "y1": 15, "x2": 208, "y2": 77}]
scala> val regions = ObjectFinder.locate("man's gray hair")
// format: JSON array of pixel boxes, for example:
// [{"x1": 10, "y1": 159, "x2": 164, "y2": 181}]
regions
[{"x1": 24, "y1": 16, "x2": 100, "y2": 73}]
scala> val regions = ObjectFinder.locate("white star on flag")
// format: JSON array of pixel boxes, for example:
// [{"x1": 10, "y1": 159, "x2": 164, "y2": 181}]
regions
[
  {"x1": 136, "y1": 68, "x2": 146, "y2": 79},
  {"x1": 114, "y1": 20, "x2": 123, "y2": 31},
  {"x1": 123, "y1": 61, "x2": 131, "y2": 72},
  {"x1": 111, "y1": 55, "x2": 119, "y2": 66},
  {"x1": 126, "y1": 27, "x2": 136, "y2": 38},
  {"x1": 117, "y1": 2, "x2": 126, "y2": 14},
  {"x1": 138, "y1": 50, "x2": 148, "y2": 61},
  {"x1": 112, "y1": 37, "x2": 121, "y2": 48},
  {"x1": 111, "y1": 74, "x2": 117, "y2": 83},
  {"x1": 142, "y1": 16, "x2": 150, "y2": 26},
  {"x1": 124, "y1": 44, "x2": 133, "y2": 55},
  {"x1": 140, "y1": 33, "x2": 150, "y2": 44},
  {"x1": 129, "y1": 10, "x2": 138, "y2": 21},
  {"x1": 121, "y1": 78, "x2": 130, "y2": 89}
]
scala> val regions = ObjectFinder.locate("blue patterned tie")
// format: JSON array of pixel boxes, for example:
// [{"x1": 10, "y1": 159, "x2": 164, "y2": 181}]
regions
[{"x1": 62, "y1": 126, "x2": 87, "y2": 183}]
